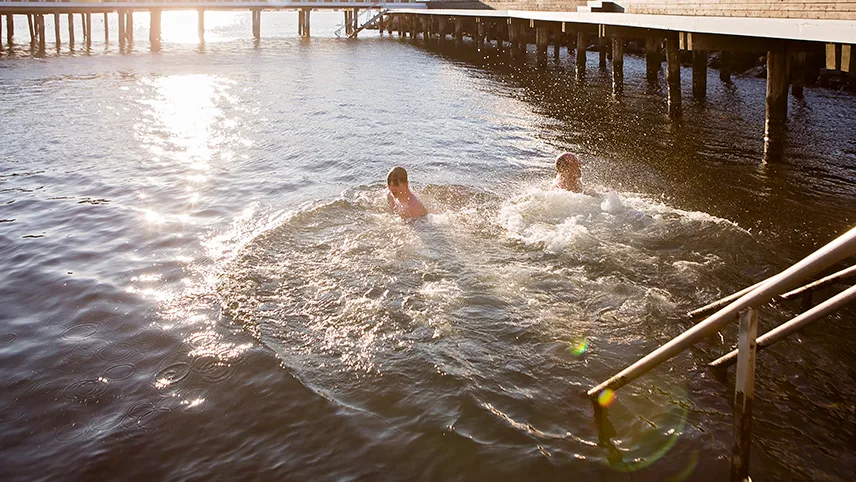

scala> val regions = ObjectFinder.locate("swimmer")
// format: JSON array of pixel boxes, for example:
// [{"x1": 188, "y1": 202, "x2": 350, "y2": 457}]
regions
[
  {"x1": 551, "y1": 152, "x2": 583, "y2": 193},
  {"x1": 386, "y1": 166, "x2": 428, "y2": 219}
]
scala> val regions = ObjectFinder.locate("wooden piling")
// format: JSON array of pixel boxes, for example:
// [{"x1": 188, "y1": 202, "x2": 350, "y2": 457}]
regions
[
  {"x1": 764, "y1": 50, "x2": 790, "y2": 161},
  {"x1": 126, "y1": 11, "x2": 133, "y2": 43},
  {"x1": 535, "y1": 26, "x2": 548, "y2": 60},
  {"x1": 508, "y1": 20, "x2": 518, "y2": 55},
  {"x1": 117, "y1": 11, "x2": 125, "y2": 49},
  {"x1": 302, "y1": 9, "x2": 310, "y2": 38},
  {"x1": 598, "y1": 35, "x2": 607, "y2": 69},
  {"x1": 693, "y1": 50, "x2": 707, "y2": 99},
  {"x1": 198, "y1": 9, "x2": 205, "y2": 43},
  {"x1": 104, "y1": 13, "x2": 108, "y2": 43},
  {"x1": 80, "y1": 14, "x2": 86, "y2": 43},
  {"x1": 68, "y1": 13, "x2": 75, "y2": 46},
  {"x1": 0, "y1": 14, "x2": 3, "y2": 49},
  {"x1": 612, "y1": 37, "x2": 624, "y2": 93},
  {"x1": 38, "y1": 14, "x2": 46, "y2": 53},
  {"x1": 720, "y1": 50, "x2": 732, "y2": 82},
  {"x1": 477, "y1": 20, "x2": 485, "y2": 51},
  {"x1": 645, "y1": 37, "x2": 660, "y2": 81},
  {"x1": 791, "y1": 52, "x2": 805, "y2": 98},
  {"x1": 252, "y1": 9, "x2": 260, "y2": 40},
  {"x1": 438, "y1": 17, "x2": 447, "y2": 41},
  {"x1": 54, "y1": 13, "x2": 61, "y2": 48},
  {"x1": 298, "y1": 9, "x2": 303, "y2": 37},
  {"x1": 354, "y1": 9, "x2": 359, "y2": 37},
  {"x1": 730, "y1": 307, "x2": 758, "y2": 482},
  {"x1": 409, "y1": 15, "x2": 417, "y2": 39},
  {"x1": 454, "y1": 17, "x2": 463, "y2": 46},
  {"x1": 576, "y1": 31, "x2": 587, "y2": 75},
  {"x1": 666, "y1": 32, "x2": 682, "y2": 116},
  {"x1": 85, "y1": 13, "x2": 91, "y2": 49},
  {"x1": 421, "y1": 16, "x2": 429, "y2": 40},
  {"x1": 27, "y1": 14, "x2": 34, "y2": 45},
  {"x1": 150, "y1": 9, "x2": 161, "y2": 51},
  {"x1": 518, "y1": 24, "x2": 527, "y2": 56},
  {"x1": 6, "y1": 15, "x2": 12, "y2": 46},
  {"x1": 553, "y1": 27, "x2": 560, "y2": 60}
]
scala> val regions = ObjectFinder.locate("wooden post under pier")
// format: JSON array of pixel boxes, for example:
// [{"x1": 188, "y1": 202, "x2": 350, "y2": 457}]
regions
[
  {"x1": 535, "y1": 25, "x2": 548, "y2": 61},
  {"x1": 666, "y1": 32, "x2": 682, "y2": 116},
  {"x1": 791, "y1": 52, "x2": 806, "y2": 98},
  {"x1": 553, "y1": 27, "x2": 560, "y2": 60},
  {"x1": 477, "y1": 19, "x2": 485, "y2": 51},
  {"x1": 438, "y1": 17, "x2": 447, "y2": 41},
  {"x1": 693, "y1": 50, "x2": 707, "y2": 99},
  {"x1": 454, "y1": 17, "x2": 463, "y2": 46},
  {"x1": 104, "y1": 13, "x2": 108, "y2": 43},
  {"x1": 27, "y1": 14, "x2": 34, "y2": 46},
  {"x1": 79, "y1": 14, "x2": 85, "y2": 44},
  {"x1": 518, "y1": 23, "x2": 527, "y2": 56},
  {"x1": 6, "y1": 15, "x2": 12, "y2": 46},
  {"x1": 298, "y1": 9, "x2": 303, "y2": 37},
  {"x1": 598, "y1": 35, "x2": 607, "y2": 69},
  {"x1": 150, "y1": 9, "x2": 161, "y2": 52},
  {"x1": 764, "y1": 50, "x2": 790, "y2": 162},
  {"x1": 126, "y1": 11, "x2": 133, "y2": 44},
  {"x1": 612, "y1": 37, "x2": 624, "y2": 93},
  {"x1": 252, "y1": 9, "x2": 260, "y2": 40},
  {"x1": 118, "y1": 11, "x2": 125, "y2": 49},
  {"x1": 302, "y1": 9, "x2": 310, "y2": 38},
  {"x1": 38, "y1": 14, "x2": 46, "y2": 54},
  {"x1": 720, "y1": 50, "x2": 732, "y2": 82},
  {"x1": 54, "y1": 13, "x2": 61, "y2": 48},
  {"x1": 198, "y1": 9, "x2": 205, "y2": 43},
  {"x1": 85, "y1": 13, "x2": 91, "y2": 49},
  {"x1": 68, "y1": 13, "x2": 75, "y2": 47},
  {"x1": 576, "y1": 31, "x2": 587, "y2": 76},
  {"x1": 645, "y1": 37, "x2": 660, "y2": 81}
]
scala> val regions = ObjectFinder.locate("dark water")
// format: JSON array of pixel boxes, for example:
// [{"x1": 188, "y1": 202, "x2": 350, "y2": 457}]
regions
[{"x1": 1, "y1": 11, "x2": 855, "y2": 482}]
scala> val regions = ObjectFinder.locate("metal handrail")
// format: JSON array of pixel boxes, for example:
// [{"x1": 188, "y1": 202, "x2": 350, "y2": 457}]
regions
[
  {"x1": 587, "y1": 225, "x2": 856, "y2": 398},
  {"x1": 333, "y1": 1, "x2": 382, "y2": 38}
]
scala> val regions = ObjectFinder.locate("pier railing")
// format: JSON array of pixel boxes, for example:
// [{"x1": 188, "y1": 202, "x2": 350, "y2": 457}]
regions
[{"x1": 587, "y1": 225, "x2": 856, "y2": 481}]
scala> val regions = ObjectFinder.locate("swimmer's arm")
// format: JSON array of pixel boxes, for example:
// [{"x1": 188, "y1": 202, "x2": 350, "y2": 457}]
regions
[{"x1": 386, "y1": 192, "x2": 396, "y2": 212}]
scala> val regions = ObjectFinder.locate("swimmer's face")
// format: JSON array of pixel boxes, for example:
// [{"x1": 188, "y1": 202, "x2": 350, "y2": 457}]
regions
[{"x1": 388, "y1": 178, "x2": 408, "y2": 197}]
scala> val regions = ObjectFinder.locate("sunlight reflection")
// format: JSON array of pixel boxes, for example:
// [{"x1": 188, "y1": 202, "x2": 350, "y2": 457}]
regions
[{"x1": 159, "y1": 11, "x2": 242, "y2": 44}]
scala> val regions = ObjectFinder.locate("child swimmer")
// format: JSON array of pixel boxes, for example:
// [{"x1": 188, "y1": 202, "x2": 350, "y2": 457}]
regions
[{"x1": 386, "y1": 166, "x2": 428, "y2": 219}]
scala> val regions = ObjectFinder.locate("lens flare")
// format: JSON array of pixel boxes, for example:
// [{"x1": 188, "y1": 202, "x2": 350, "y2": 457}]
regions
[
  {"x1": 598, "y1": 389, "x2": 616, "y2": 407},
  {"x1": 567, "y1": 338, "x2": 589, "y2": 357}
]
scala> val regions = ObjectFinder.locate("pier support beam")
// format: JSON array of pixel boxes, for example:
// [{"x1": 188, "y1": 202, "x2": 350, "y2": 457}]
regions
[
  {"x1": 38, "y1": 14, "x2": 45, "y2": 54},
  {"x1": 599, "y1": 35, "x2": 608, "y2": 69},
  {"x1": 720, "y1": 51, "x2": 732, "y2": 82},
  {"x1": 645, "y1": 37, "x2": 660, "y2": 82},
  {"x1": 553, "y1": 27, "x2": 560, "y2": 61},
  {"x1": 535, "y1": 26, "x2": 548, "y2": 61},
  {"x1": 421, "y1": 16, "x2": 428, "y2": 40},
  {"x1": 454, "y1": 17, "x2": 463, "y2": 46},
  {"x1": 150, "y1": 9, "x2": 161, "y2": 51},
  {"x1": 6, "y1": 15, "x2": 12, "y2": 45},
  {"x1": 612, "y1": 37, "x2": 624, "y2": 93},
  {"x1": 409, "y1": 15, "x2": 416, "y2": 39},
  {"x1": 693, "y1": 50, "x2": 707, "y2": 99},
  {"x1": 298, "y1": 9, "x2": 304, "y2": 37},
  {"x1": 126, "y1": 11, "x2": 134, "y2": 44},
  {"x1": 666, "y1": 32, "x2": 682, "y2": 117},
  {"x1": 118, "y1": 11, "x2": 125, "y2": 49},
  {"x1": 518, "y1": 24, "x2": 527, "y2": 56},
  {"x1": 353, "y1": 9, "x2": 359, "y2": 37},
  {"x1": 252, "y1": 9, "x2": 261, "y2": 40},
  {"x1": 85, "y1": 13, "x2": 91, "y2": 49},
  {"x1": 576, "y1": 31, "x2": 587, "y2": 76},
  {"x1": 198, "y1": 9, "x2": 205, "y2": 43},
  {"x1": 730, "y1": 307, "x2": 758, "y2": 482},
  {"x1": 27, "y1": 14, "x2": 34, "y2": 46},
  {"x1": 104, "y1": 13, "x2": 108, "y2": 43},
  {"x1": 55, "y1": 13, "x2": 61, "y2": 48},
  {"x1": 68, "y1": 13, "x2": 75, "y2": 47},
  {"x1": 438, "y1": 17, "x2": 447, "y2": 41},
  {"x1": 764, "y1": 50, "x2": 790, "y2": 162},
  {"x1": 791, "y1": 52, "x2": 805, "y2": 98},
  {"x1": 477, "y1": 20, "x2": 485, "y2": 51},
  {"x1": 301, "y1": 9, "x2": 310, "y2": 38}
]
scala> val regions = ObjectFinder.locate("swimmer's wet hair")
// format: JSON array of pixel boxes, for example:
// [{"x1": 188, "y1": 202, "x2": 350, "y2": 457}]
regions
[
  {"x1": 387, "y1": 166, "x2": 408, "y2": 185},
  {"x1": 555, "y1": 153, "x2": 581, "y2": 171}
]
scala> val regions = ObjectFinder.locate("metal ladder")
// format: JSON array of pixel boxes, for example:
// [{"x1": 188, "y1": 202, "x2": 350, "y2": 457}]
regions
[
  {"x1": 587, "y1": 226, "x2": 856, "y2": 481},
  {"x1": 334, "y1": 5, "x2": 387, "y2": 39}
]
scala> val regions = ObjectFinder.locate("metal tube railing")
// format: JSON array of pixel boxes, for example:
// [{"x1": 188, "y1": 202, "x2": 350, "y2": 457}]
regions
[
  {"x1": 587, "y1": 225, "x2": 856, "y2": 398},
  {"x1": 708, "y1": 283, "x2": 856, "y2": 368}
]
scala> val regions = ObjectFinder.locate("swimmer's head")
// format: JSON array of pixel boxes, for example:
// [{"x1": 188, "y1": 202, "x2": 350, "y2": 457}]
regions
[
  {"x1": 554, "y1": 153, "x2": 582, "y2": 192},
  {"x1": 387, "y1": 166, "x2": 409, "y2": 196},
  {"x1": 556, "y1": 153, "x2": 581, "y2": 176}
]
